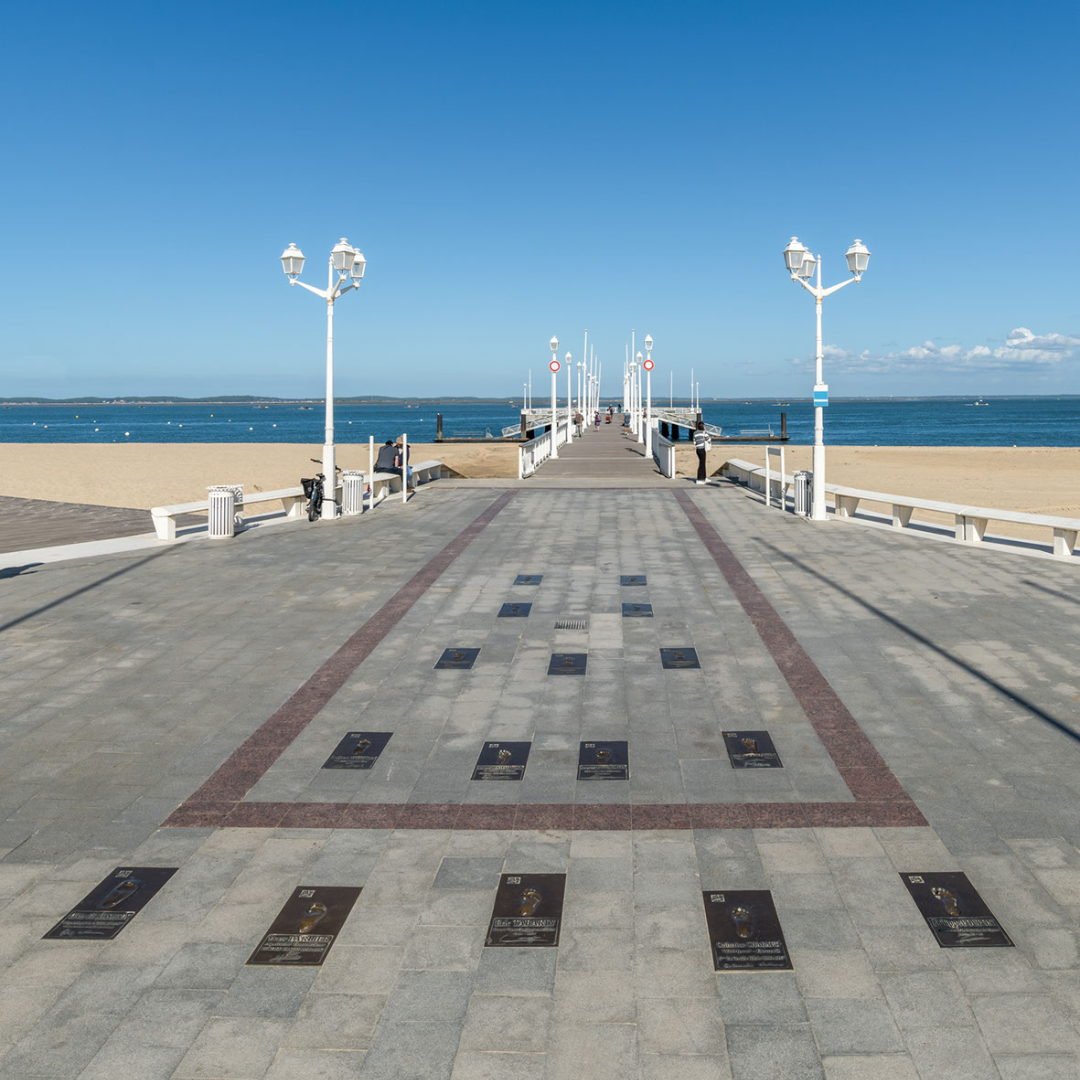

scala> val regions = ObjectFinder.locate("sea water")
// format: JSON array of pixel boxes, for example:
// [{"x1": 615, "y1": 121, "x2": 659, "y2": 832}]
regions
[{"x1": 0, "y1": 398, "x2": 1077, "y2": 447}]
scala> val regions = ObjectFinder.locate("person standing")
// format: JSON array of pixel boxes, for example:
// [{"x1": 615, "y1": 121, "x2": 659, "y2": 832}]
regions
[{"x1": 693, "y1": 421, "x2": 712, "y2": 485}]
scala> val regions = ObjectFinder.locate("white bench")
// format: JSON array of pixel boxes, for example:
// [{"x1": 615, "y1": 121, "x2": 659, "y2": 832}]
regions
[
  {"x1": 721, "y1": 458, "x2": 1080, "y2": 559},
  {"x1": 150, "y1": 461, "x2": 448, "y2": 540}
]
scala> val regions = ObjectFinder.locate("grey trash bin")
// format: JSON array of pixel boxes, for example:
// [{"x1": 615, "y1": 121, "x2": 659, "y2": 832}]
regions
[
  {"x1": 793, "y1": 471, "x2": 812, "y2": 517},
  {"x1": 207, "y1": 486, "x2": 238, "y2": 539},
  {"x1": 342, "y1": 471, "x2": 365, "y2": 515}
]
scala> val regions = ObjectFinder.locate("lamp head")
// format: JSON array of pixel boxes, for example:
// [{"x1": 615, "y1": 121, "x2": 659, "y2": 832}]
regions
[
  {"x1": 350, "y1": 251, "x2": 366, "y2": 280},
  {"x1": 783, "y1": 236, "x2": 808, "y2": 275},
  {"x1": 331, "y1": 238, "x2": 356, "y2": 274},
  {"x1": 565, "y1": 352, "x2": 571, "y2": 363},
  {"x1": 644, "y1": 334, "x2": 653, "y2": 353},
  {"x1": 845, "y1": 239, "x2": 870, "y2": 281},
  {"x1": 280, "y1": 243, "x2": 305, "y2": 279},
  {"x1": 550, "y1": 336, "x2": 559, "y2": 352},
  {"x1": 798, "y1": 250, "x2": 817, "y2": 280}
]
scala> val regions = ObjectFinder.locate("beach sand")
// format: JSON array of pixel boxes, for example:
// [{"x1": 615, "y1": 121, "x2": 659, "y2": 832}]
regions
[{"x1": 0, "y1": 442, "x2": 1076, "y2": 546}]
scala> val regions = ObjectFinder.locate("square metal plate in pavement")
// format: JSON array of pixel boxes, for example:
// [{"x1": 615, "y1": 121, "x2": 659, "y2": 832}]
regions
[
  {"x1": 472, "y1": 740, "x2": 532, "y2": 781},
  {"x1": 486, "y1": 873, "x2": 566, "y2": 947},
  {"x1": 322, "y1": 731, "x2": 393, "y2": 770},
  {"x1": 900, "y1": 872, "x2": 1014, "y2": 948},
  {"x1": 722, "y1": 730, "x2": 783, "y2": 769},
  {"x1": 514, "y1": 574, "x2": 543, "y2": 585},
  {"x1": 622, "y1": 602, "x2": 653, "y2": 618},
  {"x1": 548, "y1": 652, "x2": 587, "y2": 675},
  {"x1": 248, "y1": 886, "x2": 362, "y2": 966},
  {"x1": 577, "y1": 740, "x2": 630, "y2": 780},
  {"x1": 44, "y1": 867, "x2": 178, "y2": 940},
  {"x1": 660, "y1": 647, "x2": 700, "y2": 669},
  {"x1": 702, "y1": 889, "x2": 792, "y2": 970},
  {"x1": 499, "y1": 602, "x2": 532, "y2": 618},
  {"x1": 620, "y1": 574, "x2": 647, "y2": 586},
  {"x1": 435, "y1": 648, "x2": 480, "y2": 669}
]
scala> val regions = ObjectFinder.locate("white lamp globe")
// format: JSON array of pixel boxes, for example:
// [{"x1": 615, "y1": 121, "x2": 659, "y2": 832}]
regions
[
  {"x1": 550, "y1": 336, "x2": 559, "y2": 353},
  {"x1": 845, "y1": 239, "x2": 870, "y2": 279},
  {"x1": 331, "y1": 238, "x2": 356, "y2": 273},
  {"x1": 280, "y1": 243, "x2": 305, "y2": 278},
  {"x1": 783, "y1": 236, "x2": 808, "y2": 273}
]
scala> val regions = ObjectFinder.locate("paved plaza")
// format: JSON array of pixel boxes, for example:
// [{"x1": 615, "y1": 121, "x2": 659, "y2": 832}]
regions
[{"x1": 2, "y1": 424, "x2": 1080, "y2": 1079}]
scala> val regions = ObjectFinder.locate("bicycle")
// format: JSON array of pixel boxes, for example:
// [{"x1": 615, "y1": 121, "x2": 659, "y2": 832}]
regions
[{"x1": 300, "y1": 462, "x2": 341, "y2": 522}]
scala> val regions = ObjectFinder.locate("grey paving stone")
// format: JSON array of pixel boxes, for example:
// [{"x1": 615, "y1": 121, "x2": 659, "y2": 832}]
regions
[
  {"x1": 264, "y1": 1047, "x2": 366, "y2": 1079},
  {"x1": 383, "y1": 970, "x2": 475, "y2": 1022},
  {"x1": 459, "y1": 993, "x2": 551, "y2": 1052},
  {"x1": 635, "y1": 996, "x2": 727, "y2": 1055},
  {"x1": 724, "y1": 1024, "x2": 823, "y2": 1080},
  {"x1": 714, "y1": 973, "x2": 808, "y2": 1024},
  {"x1": 449, "y1": 1050, "x2": 546, "y2": 1080},
  {"x1": 216, "y1": 965, "x2": 319, "y2": 1018},
  {"x1": 360, "y1": 1019, "x2": 461, "y2": 1080},
  {"x1": 544, "y1": 1022, "x2": 636, "y2": 1080},
  {"x1": 473, "y1": 947, "x2": 557, "y2": 997},
  {"x1": 154, "y1": 942, "x2": 250, "y2": 989},
  {"x1": 820, "y1": 1056, "x2": 918, "y2": 1080},
  {"x1": 994, "y1": 1055, "x2": 1080, "y2": 1079},
  {"x1": 173, "y1": 1016, "x2": 291, "y2": 1079},
  {"x1": 970, "y1": 992, "x2": 1080, "y2": 1054},
  {"x1": 283, "y1": 992, "x2": 385, "y2": 1049},
  {"x1": 805, "y1": 997, "x2": 904, "y2": 1055},
  {"x1": 433, "y1": 857, "x2": 507, "y2": 890}
]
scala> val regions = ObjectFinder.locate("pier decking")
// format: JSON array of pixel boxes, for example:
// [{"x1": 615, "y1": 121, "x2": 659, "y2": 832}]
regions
[{"x1": 1, "y1": 473, "x2": 1078, "y2": 1078}]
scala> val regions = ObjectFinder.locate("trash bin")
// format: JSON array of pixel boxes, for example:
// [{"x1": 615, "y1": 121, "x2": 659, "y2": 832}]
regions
[
  {"x1": 207, "y1": 486, "x2": 240, "y2": 538},
  {"x1": 794, "y1": 471, "x2": 812, "y2": 517},
  {"x1": 342, "y1": 471, "x2": 365, "y2": 515}
]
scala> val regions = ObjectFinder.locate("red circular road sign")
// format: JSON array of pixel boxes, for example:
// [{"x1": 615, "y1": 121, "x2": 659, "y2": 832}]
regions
[
  {"x1": 549, "y1": 359, "x2": 560, "y2": 372},
  {"x1": 643, "y1": 359, "x2": 654, "y2": 370}
]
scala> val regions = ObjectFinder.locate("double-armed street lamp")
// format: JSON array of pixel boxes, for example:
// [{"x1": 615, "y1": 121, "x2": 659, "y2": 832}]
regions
[
  {"x1": 280, "y1": 238, "x2": 367, "y2": 520},
  {"x1": 782, "y1": 236, "x2": 870, "y2": 521}
]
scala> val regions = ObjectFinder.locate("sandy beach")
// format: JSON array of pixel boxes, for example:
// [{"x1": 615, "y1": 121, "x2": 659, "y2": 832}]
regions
[{"x1": 1, "y1": 441, "x2": 1076, "y2": 545}]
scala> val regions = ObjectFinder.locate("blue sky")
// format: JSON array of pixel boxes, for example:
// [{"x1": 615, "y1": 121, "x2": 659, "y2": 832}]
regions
[{"x1": 1, "y1": 0, "x2": 1078, "y2": 399}]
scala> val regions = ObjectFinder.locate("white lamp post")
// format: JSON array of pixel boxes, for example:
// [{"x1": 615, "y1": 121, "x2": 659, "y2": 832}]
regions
[
  {"x1": 565, "y1": 352, "x2": 572, "y2": 439},
  {"x1": 280, "y1": 238, "x2": 366, "y2": 520},
  {"x1": 783, "y1": 236, "x2": 870, "y2": 521},
  {"x1": 635, "y1": 352, "x2": 645, "y2": 443},
  {"x1": 643, "y1": 335, "x2": 654, "y2": 457},
  {"x1": 549, "y1": 336, "x2": 560, "y2": 459},
  {"x1": 627, "y1": 356, "x2": 638, "y2": 437}
]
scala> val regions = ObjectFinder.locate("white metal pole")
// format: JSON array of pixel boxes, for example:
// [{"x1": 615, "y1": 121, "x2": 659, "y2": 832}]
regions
[
  {"x1": 368, "y1": 435, "x2": 374, "y2": 510},
  {"x1": 670, "y1": 371, "x2": 673, "y2": 409},
  {"x1": 401, "y1": 432, "x2": 408, "y2": 503},
  {"x1": 322, "y1": 258, "x2": 337, "y2": 520},
  {"x1": 645, "y1": 369, "x2": 652, "y2": 457},
  {"x1": 812, "y1": 254, "x2": 826, "y2": 521},
  {"x1": 550, "y1": 367, "x2": 559, "y2": 458},
  {"x1": 529, "y1": 371, "x2": 532, "y2": 411},
  {"x1": 636, "y1": 365, "x2": 643, "y2": 443},
  {"x1": 566, "y1": 357, "x2": 572, "y2": 440}
]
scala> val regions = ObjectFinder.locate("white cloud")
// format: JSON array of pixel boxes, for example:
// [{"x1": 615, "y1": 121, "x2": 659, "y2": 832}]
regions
[{"x1": 791, "y1": 328, "x2": 1080, "y2": 373}]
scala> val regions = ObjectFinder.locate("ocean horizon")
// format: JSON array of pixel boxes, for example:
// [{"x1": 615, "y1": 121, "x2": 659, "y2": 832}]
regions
[{"x1": 1, "y1": 396, "x2": 1077, "y2": 448}]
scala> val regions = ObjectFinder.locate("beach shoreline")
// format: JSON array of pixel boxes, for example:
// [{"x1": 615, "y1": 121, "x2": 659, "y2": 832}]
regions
[{"x1": 1, "y1": 442, "x2": 1076, "y2": 546}]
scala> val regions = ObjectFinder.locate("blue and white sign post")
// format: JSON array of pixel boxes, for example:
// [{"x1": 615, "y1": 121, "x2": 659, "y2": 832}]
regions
[{"x1": 782, "y1": 238, "x2": 870, "y2": 521}]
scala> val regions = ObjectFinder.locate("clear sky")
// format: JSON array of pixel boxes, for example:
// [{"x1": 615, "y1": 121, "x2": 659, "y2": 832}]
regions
[{"x1": 2, "y1": 0, "x2": 1077, "y2": 399}]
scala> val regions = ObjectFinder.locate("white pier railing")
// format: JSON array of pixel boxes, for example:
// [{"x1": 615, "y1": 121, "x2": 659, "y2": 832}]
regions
[{"x1": 518, "y1": 419, "x2": 573, "y2": 478}]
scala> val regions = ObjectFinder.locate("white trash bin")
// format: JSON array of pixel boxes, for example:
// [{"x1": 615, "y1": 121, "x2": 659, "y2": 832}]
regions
[
  {"x1": 342, "y1": 471, "x2": 365, "y2": 516},
  {"x1": 793, "y1": 471, "x2": 812, "y2": 517},
  {"x1": 207, "y1": 486, "x2": 240, "y2": 539}
]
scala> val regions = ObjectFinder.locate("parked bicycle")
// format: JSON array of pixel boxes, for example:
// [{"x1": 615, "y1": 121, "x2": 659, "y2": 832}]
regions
[{"x1": 300, "y1": 462, "x2": 341, "y2": 521}]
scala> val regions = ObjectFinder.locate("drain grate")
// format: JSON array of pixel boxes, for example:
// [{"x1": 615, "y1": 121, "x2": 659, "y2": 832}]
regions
[{"x1": 554, "y1": 618, "x2": 589, "y2": 630}]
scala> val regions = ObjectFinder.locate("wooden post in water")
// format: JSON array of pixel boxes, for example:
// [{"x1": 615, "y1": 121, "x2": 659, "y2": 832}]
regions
[
  {"x1": 780, "y1": 412, "x2": 787, "y2": 440},
  {"x1": 520, "y1": 413, "x2": 528, "y2": 440},
  {"x1": 436, "y1": 413, "x2": 443, "y2": 440}
]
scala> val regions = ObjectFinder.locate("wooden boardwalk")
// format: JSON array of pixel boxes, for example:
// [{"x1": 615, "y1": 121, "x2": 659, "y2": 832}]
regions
[{"x1": 535, "y1": 412, "x2": 670, "y2": 483}]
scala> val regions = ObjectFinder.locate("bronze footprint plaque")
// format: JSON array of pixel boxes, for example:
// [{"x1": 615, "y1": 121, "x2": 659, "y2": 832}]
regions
[
  {"x1": 660, "y1": 647, "x2": 700, "y2": 669},
  {"x1": 472, "y1": 741, "x2": 531, "y2": 781},
  {"x1": 435, "y1": 647, "x2": 480, "y2": 670},
  {"x1": 514, "y1": 574, "x2": 543, "y2": 585},
  {"x1": 499, "y1": 602, "x2": 532, "y2": 618},
  {"x1": 901, "y1": 872, "x2": 1014, "y2": 948},
  {"x1": 702, "y1": 890, "x2": 792, "y2": 970},
  {"x1": 577, "y1": 741, "x2": 630, "y2": 780},
  {"x1": 548, "y1": 653, "x2": 587, "y2": 675},
  {"x1": 722, "y1": 731, "x2": 783, "y2": 769},
  {"x1": 486, "y1": 873, "x2": 566, "y2": 947},
  {"x1": 620, "y1": 574, "x2": 647, "y2": 586},
  {"x1": 322, "y1": 731, "x2": 393, "y2": 770},
  {"x1": 248, "y1": 886, "x2": 362, "y2": 966},
  {"x1": 622, "y1": 603, "x2": 653, "y2": 618},
  {"x1": 43, "y1": 867, "x2": 178, "y2": 940}
]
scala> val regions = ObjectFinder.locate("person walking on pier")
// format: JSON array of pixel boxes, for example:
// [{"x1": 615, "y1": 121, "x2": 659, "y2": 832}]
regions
[{"x1": 693, "y1": 421, "x2": 712, "y2": 484}]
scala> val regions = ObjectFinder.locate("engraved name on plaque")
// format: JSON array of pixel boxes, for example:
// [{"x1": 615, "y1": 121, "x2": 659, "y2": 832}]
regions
[
  {"x1": 498, "y1": 602, "x2": 532, "y2": 618},
  {"x1": 577, "y1": 741, "x2": 630, "y2": 781},
  {"x1": 702, "y1": 890, "x2": 793, "y2": 971},
  {"x1": 322, "y1": 731, "x2": 393, "y2": 770},
  {"x1": 901, "y1": 872, "x2": 1014, "y2": 948},
  {"x1": 44, "y1": 867, "x2": 178, "y2": 940},
  {"x1": 622, "y1": 603, "x2": 654, "y2": 618},
  {"x1": 486, "y1": 873, "x2": 566, "y2": 947},
  {"x1": 472, "y1": 741, "x2": 531, "y2": 781},
  {"x1": 722, "y1": 731, "x2": 783, "y2": 769},
  {"x1": 620, "y1": 574, "x2": 647, "y2": 586},
  {"x1": 248, "y1": 886, "x2": 362, "y2": 966},
  {"x1": 514, "y1": 574, "x2": 543, "y2": 585}
]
